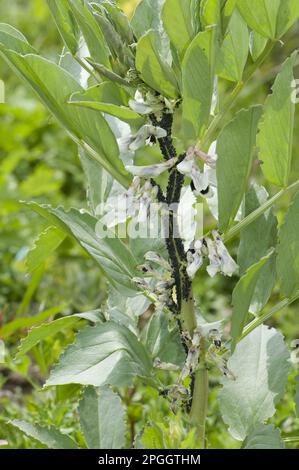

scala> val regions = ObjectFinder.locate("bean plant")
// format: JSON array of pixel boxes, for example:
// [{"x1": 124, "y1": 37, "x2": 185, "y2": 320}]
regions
[{"x1": 1, "y1": 0, "x2": 299, "y2": 450}]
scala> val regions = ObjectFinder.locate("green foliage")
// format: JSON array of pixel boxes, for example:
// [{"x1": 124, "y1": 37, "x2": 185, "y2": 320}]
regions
[
  {"x1": 219, "y1": 325, "x2": 290, "y2": 440},
  {"x1": 242, "y1": 424, "x2": 284, "y2": 449},
  {"x1": 9, "y1": 419, "x2": 78, "y2": 449},
  {"x1": 277, "y1": 191, "x2": 299, "y2": 297},
  {"x1": 79, "y1": 386, "x2": 126, "y2": 449},
  {"x1": 258, "y1": 52, "x2": 297, "y2": 187},
  {"x1": 216, "y1": 106, "x2": 262, "y2": 231},
  {"x1": 182, "y1": 28, "x2": 216, "y2": 141},
  {"x1": 45, "y1": 322, "x2": 153, "y2": 387},
  {"x1": 1, "y1": 0, "x2": 299, "y2": 451}
]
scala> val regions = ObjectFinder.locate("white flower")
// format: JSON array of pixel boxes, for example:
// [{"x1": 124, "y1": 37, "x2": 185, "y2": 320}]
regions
[
  {"x1": 206, "y1": 231, "x2": 238, "y2": 278},
  {"x1": 186, "y1": 240, "x2": 204, "y2": 279},
  {"x1": 121, "y1": 124, "x2": 167, "y2": 152},
  {"x1": 126, "y1": 156, "x2": 177, "y2": 177},
  {"x1": 177, "y1": 143, "x2": 218, "y2": 198}
]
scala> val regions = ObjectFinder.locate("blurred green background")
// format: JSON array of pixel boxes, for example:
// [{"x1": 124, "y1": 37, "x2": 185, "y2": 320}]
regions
[{"x1": 0, "y1": 0, "x2": 298, "y2": 449}]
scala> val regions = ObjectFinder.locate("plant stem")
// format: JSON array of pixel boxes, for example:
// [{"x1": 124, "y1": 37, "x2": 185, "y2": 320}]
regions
[
  {"x1": 223, "y1": 179, "x2": 299, "y2": 243},
  {"x1": 181, "y1": 297, "x2": 197, "y2": 335},
  {"x1": 181, "y1": 299, "x2": 209, "y2": 448},
  {"x1": 240, "y1": 290, "x2": 299, "y2": 341},
  {"x1": 190, "y1": 339, "x2": 209, "y2": 448}
]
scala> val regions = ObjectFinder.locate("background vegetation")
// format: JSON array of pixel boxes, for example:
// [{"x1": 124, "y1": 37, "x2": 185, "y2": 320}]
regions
[{"x1": 0, "y1": 0, "x2": 298, "y2": 449}]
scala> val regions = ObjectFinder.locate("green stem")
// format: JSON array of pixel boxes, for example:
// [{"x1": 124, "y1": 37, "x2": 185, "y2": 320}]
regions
[
  {"x1": 181, "y1": 298, "x2": 208, "y2": 448},
  {"x1": 190, "y1": 340, "x2": 209, "y2": 449},
  {"x1": 223, "y1": 179, "x2": 299, "y2": 243},
  {"x1": 181, "y1": 297, "x2": 197, "y2": 335},
  {"x1": 240, "y1": 291, "x2": 299, "y2": 341},
  {"x1": 199, "y1": 40, "x2": 275, "y2": 151}
]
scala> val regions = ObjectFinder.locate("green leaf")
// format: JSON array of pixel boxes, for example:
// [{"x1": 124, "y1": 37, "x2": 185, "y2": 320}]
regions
[
  {"x1": 257, "y1": 52, "x2": 297, "y2": 187},
  {"x1": 25, "y1": 226, "x2": 66, "y2": 272},
  {"x1": 242, "y1": 424, "x2": 284, "y2": 449},
  {"x1": 46, "y1": 322, "x2": 153, "y2": 387},
  {"x1": 68, "y1": 85, "x2": 141, "y2": 122},
  {"x1": 101, "y1": 0, "x2": 134, "y2": 45},
  {"x1": 135, "y1": 30, "x2": 179, "y2": 99},
  {"x1": 182, "y1": 28, "x2": 217, "y2": 141},
  {"x1": 231, "y1": 250, "x2": 274, "y2": 350},
  {"x1": 68, "y1": 0, "x2": 110, "y2": 67},
  {"x1": 0, "y1": 46, "x2": 130, "y2": 186},
  {"x1": 295, "y1": 374, "x2": 299, "y2": 417},
  {"x1": 140, "y1": 423, "x2": 165, "y2": 449},
  {"x1": 216, "y1": 9, "x2": 249, "y2": 82},
  {"x1": 0, "y1": 23, "x2": 37, "y2": 54},
  {"x1": 216, "y1": 106, "x2": 263, "y2": 231},
  {"x1": 276, "y1": 0, "x2": 299, "y2": 38},
  {"x1": 237, "y1": 0, "x2": 299, "y2": 39},
  {"x1": 237, "y1": 0, "x2": 281, "y2": 39},
  {"x1": 0, "y1": 305, "x2": 66, "y2": 339},
  {"x1": 24, "y1": 202, "x2": 139, "y2": 294},
  {"x1": 9, "y1": 420, "x2": 78, "y2": 449},
  {"x1": 131, "y1": 0, "x2": 164, "y2": 39},
  {"x1": 78, "y1": 148, "x2": 113, "y2": 215},
  {"x1": 219, "y1": 325, "x2": 290, "y2": 440},
  {"x1": 79, "y1": 386, "x2": 126, "y2": 449},
  {"x1": 249, "y1": 31, "x2": 268, "y2": 62},
  {"x1": 143, "y1": 311, "x2": 186, "y2": 366},
  {"x1": 16, "y1": 312, "x2": 100, "y2": 358},
  {"x1": 46, "y1": 0, "x2": 80, "y2": 55},
  {"x1": 238, "y1": 184, "x2": 277, "y2": 314},
  {"x1": 277, "y1": 191, "x2": 299, "y2": 297},
  {"x1": 161, "y1": 0, "x2": 198, "y2": 60}
]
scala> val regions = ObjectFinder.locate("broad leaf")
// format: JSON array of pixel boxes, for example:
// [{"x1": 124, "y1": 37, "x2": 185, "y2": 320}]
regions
[
  {"x1": 231, "y1": 251, "x2": 274, "y2": 350},
  {"x1": 219, "y1": 325, "x2": 290, "y2": 440},
  {"x1": 216, "y1": 106, "x2": 262, "y2": 231},
  {"x1": 237, "y1": 0, "x2": 299, "y2": 39},
  {"x1": 46, "y1": 0, "x2": 80, "y2": 55},
  {"x1": 68, "y1": 0, "x2": 110, "y2": 67},
  {"x1": 26, "y1": 226, "x2": 66, "y2": 272},
  {"x1": 0, "y1": 46, "x2": 130, "y2": 186},
  {"x1": 237, "y1": 0, "x2": 281, "y2": 39},
  {"x1": 9, "y1": 420, "x2": 78, "y2": 449},
  {"x1": 79, "y1": 148, "x2": 113, "y2": 215},
  {"x1": 0, "y1": 305, "x2": 66, "y2": 340},
  {"x1": 135, "y1": 30, "x2": 179, "y2": 99},
  {"x1": 16, "y1": 311, "x2": 101, "y2": 358},
  {"x1": 46, "y1": 322, "x2": 153, "y2": 387},
  {"x1": 24, "y1": 202, "x2": 139, "y2": 294},
  {"x1": 182, "y1": 28, "x2": 217, "y2": 141},
  {"x1": 144, "y1": 311, "x2": 186, "y2": 366},
  {"x1": 0, "y1": 23, "x2": 37, "y2": 54},
  {"x1": 79, "y1": 386, "x2": 126, "y2": 449},
  {"x1": 242, "y1": 424, "x2": 284, "y2": 449},
  {"x1": 131, "y1": 0, "x2": 164, "y2": 39},
  {"x1": 216, "y1": 9, "x2": 249, "y2": 82},
  {"x1": 277, "y1": 191, "x2": 299, "y2": 297},
  {"x1": 276, "y1": 0, "x2": 299, "y2": 38},
  {"x1": 162, "y1": 0, "x2": 199, "y2": 60},
  {"x1": 258, "y1": 52, "x2": 297, "y2": 187},
  {"x1": 238, "y1": 184, "x2": 277, "y2": 314},
  {"x1": 249, "y1": 31, "x2": 268, "y2": 62}
]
